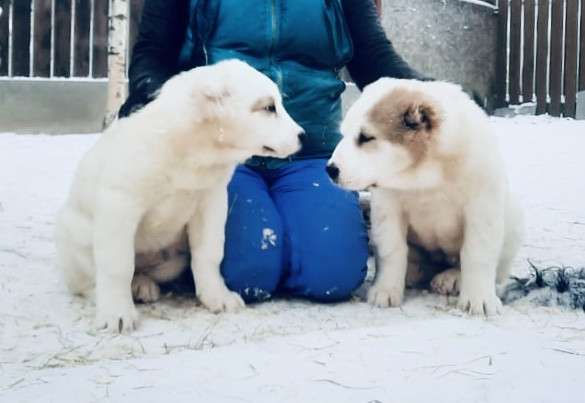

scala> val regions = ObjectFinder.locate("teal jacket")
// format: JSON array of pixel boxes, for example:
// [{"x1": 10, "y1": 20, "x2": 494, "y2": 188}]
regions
[
  {"x1": 120, "y1": 0, "x2": 426, "y2": 168},
  {"x1": 178, "y1": 0, "x2": 352, "y2": 167}
]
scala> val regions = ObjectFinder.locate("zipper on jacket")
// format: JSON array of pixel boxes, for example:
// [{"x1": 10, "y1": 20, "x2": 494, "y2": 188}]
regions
[{"x1": 269, "y1": 0, "x2": 283, "y2": 91}]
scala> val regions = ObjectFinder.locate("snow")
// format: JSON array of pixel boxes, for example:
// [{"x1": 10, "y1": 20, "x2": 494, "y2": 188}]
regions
[
  {"x1": 260, "y1": 228, "x2": 277, "y2": 251},
  {"x1": 1, "y1": 116, "x2": 584, "y2": 402}
]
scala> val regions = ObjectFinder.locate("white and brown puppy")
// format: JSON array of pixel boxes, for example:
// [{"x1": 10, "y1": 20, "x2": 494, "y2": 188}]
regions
[
  {"x1": 56, "y1": 60, "x2": 303, "y2": 332},
  {"x1": 328, "y1": 78, "x2": 523, "y2": 316}
]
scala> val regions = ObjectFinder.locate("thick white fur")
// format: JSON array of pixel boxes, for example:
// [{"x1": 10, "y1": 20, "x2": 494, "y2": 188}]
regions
[
  {"x1": 55, "y1": 60, "x2": 302, "y2": 332},
  {"x1": 329, "y1": 78, "x2": 524, "y2": 316}
]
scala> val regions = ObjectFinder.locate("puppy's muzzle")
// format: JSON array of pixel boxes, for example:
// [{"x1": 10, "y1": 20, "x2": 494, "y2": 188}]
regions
[{"x1": 326, "y1": 163, "x2": 340, "y2": 182}]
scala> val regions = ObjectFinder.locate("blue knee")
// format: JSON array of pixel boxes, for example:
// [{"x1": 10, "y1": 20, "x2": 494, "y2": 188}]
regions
[
  {"x1": 221, "y1": 251, "x2": 282, "y2": 303},
  {"x1": 221, "y1": 165, "x2": 285, "y2": 303},
  {"x1": 221, "y1": 223, "x2": 284, "y2": 303},
  {"x1": 299, "y1": 250, "x2": 368, "y2": 302}
]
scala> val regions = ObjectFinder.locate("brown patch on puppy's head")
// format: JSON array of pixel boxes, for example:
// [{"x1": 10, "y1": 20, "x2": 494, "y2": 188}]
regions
[{"x1": 368, "y1": 88, "x2": 442, "y2": 163}]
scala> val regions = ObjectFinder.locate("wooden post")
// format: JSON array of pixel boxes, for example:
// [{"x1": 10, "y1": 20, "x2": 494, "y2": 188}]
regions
[
  {"x1": 522, "y1": 0, "x2": 535, "y2": 104},
  {"x1": 34, "y1": 0, "x2": 52, "y2": 77},
  {"x1": 564, "y1": 0, "x2": 579, "y2": 118},
  {"x1": 74, "y1": 0, "x2": 91, "y2": 77},
  {"x1": 549, "y1": 0, "x2": 564, "y2": 116},
  {"x1": 54, "y1": 0, "x2": 72, "y2": 77},
  {"x1": 104, "y1": 0, "x2": 129, "y2": 128},
  {"x1": 495, "y1": 0, "x2": 509, "y2": 108},
  {"x1": 0, "y1": 0, "x2": 10, "y2": 76},
  {"x1": 12, "y1": 0, "x2": 31, "y2": 77},
  {"x1": 93, "y1": 0, "x2": 109, "y2": 78},
  {"x1": 535, "y1": 0, "x2": 549, "y2": 115},
  {"x1": 509, "y1": 0, "x2": 522, "y2": 105}
]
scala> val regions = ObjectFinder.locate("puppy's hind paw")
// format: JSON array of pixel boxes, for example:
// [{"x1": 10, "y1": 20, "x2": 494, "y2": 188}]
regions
[
  {"x1": 132, "y1": 274, "x2": 161, "y2": 303},
  {"x1": 367, "y1": 285, "x2": 404, "y2": 308},
  {"x1": 198, "y1": 288, "x2": 246, "y2": 314},
  {"x1": 431, "y1": 268, "x2": 460, "y2": 296}
]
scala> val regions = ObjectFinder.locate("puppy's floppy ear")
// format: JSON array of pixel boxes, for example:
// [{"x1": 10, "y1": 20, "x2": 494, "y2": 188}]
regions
[
  {"x1": 195, "y1": 80, "x2": 232, "y2": 121},
  {"x1": 402, "y1": 102, "x2": 438, "y2": 132},
  {"x1": 201, "y1": 84, "x2": 231, "y2": 103}
]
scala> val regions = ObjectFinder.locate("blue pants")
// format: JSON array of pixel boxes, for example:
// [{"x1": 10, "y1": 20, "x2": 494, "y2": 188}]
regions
[{"x1": 220, "y1": 159, "x2": 369, "y2": 303}]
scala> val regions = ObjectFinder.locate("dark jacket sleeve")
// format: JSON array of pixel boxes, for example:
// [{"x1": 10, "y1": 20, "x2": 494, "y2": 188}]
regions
[
  {"x1": 342, "y1": 0, "x2": 429, "y2": 90},
  {"x1": 119, "y1": 0, "x2": 190, "y2": 117}
]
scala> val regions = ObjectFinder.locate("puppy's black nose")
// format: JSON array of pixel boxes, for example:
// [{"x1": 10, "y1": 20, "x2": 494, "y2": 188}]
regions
[
  {"x1": 326, "y1": 164, "x2": 340, "y2": 182},
  {"x1": 297, "y1": 131, "x2": 306, "y2": 141}
]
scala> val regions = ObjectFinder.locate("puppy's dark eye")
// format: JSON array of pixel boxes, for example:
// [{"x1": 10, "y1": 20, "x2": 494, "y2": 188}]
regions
[
  {"x1": 264, "y1": 104, "x2": 277, "y2": 114},
  {"x1": 357, "y1": 132, "x2": 375, "y2": 146}
]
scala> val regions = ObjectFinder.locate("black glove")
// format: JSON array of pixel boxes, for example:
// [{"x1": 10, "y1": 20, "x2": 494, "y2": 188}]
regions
[{"x1": 118, "y1": 76, "x2": 164, "y2": 118}]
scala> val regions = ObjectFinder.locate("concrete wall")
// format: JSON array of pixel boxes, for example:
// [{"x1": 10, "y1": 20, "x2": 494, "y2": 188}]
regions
[
  {"x1": 0, "y1": 79, "x2": 364, "y2": 134},
  {"x1": 380, "y1": 0, "x2": 499, "y2": 111},
  {"x1": 0, "y1": 79, "x2": 108, "y2": 134}
]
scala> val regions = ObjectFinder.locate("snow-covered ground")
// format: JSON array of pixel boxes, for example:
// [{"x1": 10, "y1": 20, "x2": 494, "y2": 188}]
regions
[{"x1": 1, "y1": 116, "x2": 584, "y2": 403}]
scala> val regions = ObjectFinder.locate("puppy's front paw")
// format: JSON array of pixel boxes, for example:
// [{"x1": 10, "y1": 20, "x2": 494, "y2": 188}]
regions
[
  {"x1": 367, "y1": 284, "x2": 404, "y2": 308},
  {"x1": 132, "y1": 274, "x2": 161, "y2": 303},
  {"x1": 198, "y1": 286, "x2": 245, "y2": 313},
  {"x1": 431, "y1": 268, "x2": 460, "y2": 296},
  {"x1": 457, "y1": 291, "x2": 502, "y2": 316},
  {"x1": 95, "y1": 302, "x2": 139, "y2": 333}
]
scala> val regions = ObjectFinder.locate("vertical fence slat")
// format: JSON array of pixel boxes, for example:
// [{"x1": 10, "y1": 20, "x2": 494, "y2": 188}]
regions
[
  {"x1": 54, "y1": 0, "x2": 71, "y2": 77},
  {"x1": 129, "y1": 0, "x2": 144, "y2": 61},
  {"x1": 12, "y1": 0, "x2": 31, "y2": 76},
  {"x1": 73, "y1": 0, "x2": 90, "y2": 76},
  {"x1": 93, "y1": 0, "x2": 108, "y2": 78},
  {"x1": 564, "y1": 0, "x2": 579, "y2": 117},
  {"x1": 509, "y1": 0, "x2": 522, "y2": 104},
  {"x1": 0, "y1": 0, "x2": 9, "y2": 76},
  {"x1": 535, "y1": 0, "x2": 550, "y2": 114},
  {"x1": 523, "y1": 0, "x2": 536, "y2": 103},
  {"x1": 579, "y1": 0, "x2": 585, "y2": 91},
  {"x1": 495, "y1": 0, "x2": 509, "y2": 107},
  {"x1": 33, "y1": 0, "x2": 52, "y2": 77},
  {"x1": 549, "y1": 0, "x2": 564, "y2": 116}
]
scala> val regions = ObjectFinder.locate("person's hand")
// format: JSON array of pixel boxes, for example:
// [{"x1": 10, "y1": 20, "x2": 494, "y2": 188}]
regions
[{"x1": 119, "y1": 77, "x2": 164, "y2": 118}]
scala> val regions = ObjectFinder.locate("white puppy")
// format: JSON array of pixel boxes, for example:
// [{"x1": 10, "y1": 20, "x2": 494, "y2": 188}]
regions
[
  {"x1": 56, "y1": 60, "x2": 303, "y2": 332},
  {"x1": 328, "y1": 78, "x2": 523, "y2": 316}
]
